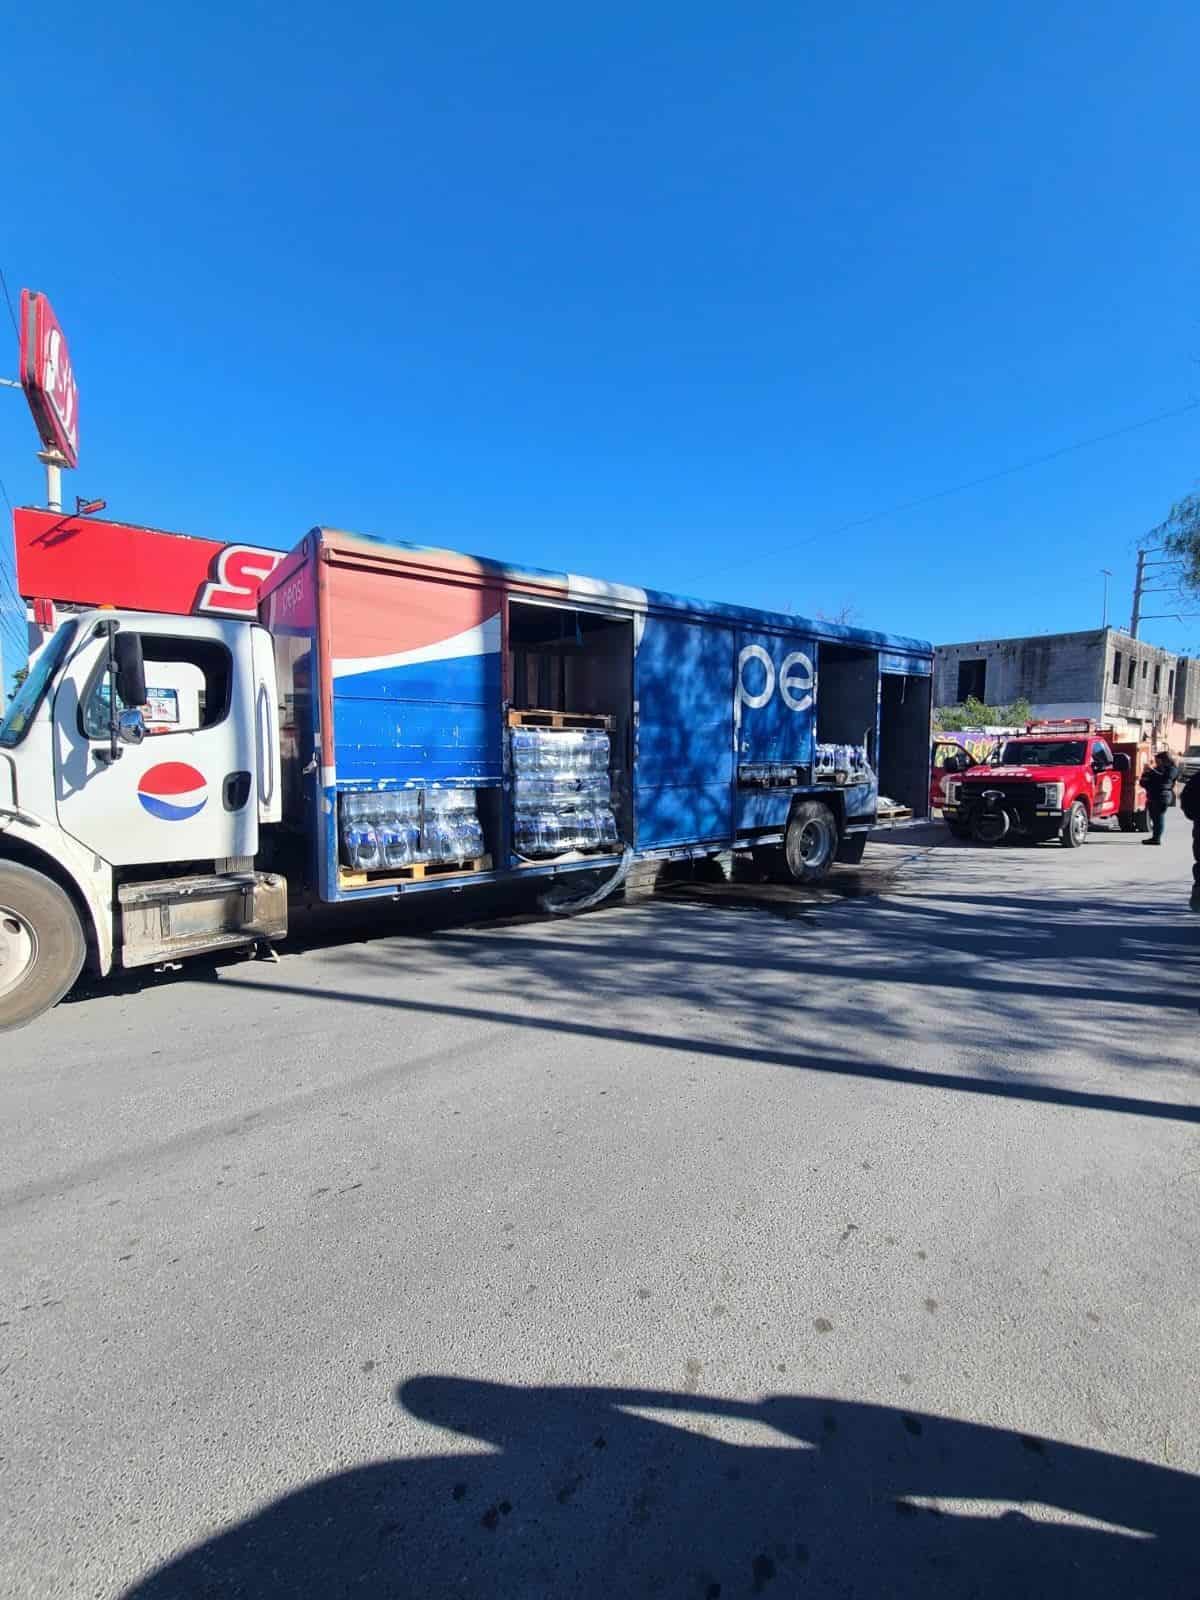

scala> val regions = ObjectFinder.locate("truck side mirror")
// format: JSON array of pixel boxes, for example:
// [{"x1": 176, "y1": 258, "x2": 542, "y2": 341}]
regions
[
  {"x1": 117, "y1": 708, "x2": 147, "y2": 745},
  {"x1": 114, "y1": 632, "x2": 146, "y2": 710}
]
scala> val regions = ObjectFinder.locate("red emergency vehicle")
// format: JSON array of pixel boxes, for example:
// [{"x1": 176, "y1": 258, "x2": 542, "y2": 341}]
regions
[{"x1": 939, "y1": 720, "x2": 1151, "y2": 847}]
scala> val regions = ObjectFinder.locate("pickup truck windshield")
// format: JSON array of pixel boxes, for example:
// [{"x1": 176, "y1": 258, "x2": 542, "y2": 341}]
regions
[
  {"x1": 0, "y1": 621, "x2": 79, "y2": 747},
  {"x1": 998, "y1": 739, "x2": 1086, "y2": 767}
]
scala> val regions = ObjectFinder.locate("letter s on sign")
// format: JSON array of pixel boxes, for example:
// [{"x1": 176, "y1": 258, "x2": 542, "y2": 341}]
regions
[
  {"x1": 737, "y1": 644, "x2": 775, "y2": 709},
  {"x1": 198, "y1": 545, "x2": 284, "y2": 616},
  {"x1": 779, "y1": 651, "x2": 814, "y2": 712}
]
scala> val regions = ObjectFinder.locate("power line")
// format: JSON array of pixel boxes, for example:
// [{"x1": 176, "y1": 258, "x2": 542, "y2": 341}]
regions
[
  {"x1": 0, "y1": 470, "x2": 13, "y2": 515},
  {"x1": 0, "y1": 266, "x2": 18, "y2": 340},
  {"x1": 692, "y1": 397, "x2": 1200, "y2": 583}
]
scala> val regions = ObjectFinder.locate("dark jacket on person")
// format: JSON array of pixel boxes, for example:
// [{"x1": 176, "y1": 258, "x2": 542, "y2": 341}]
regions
[
  {"x1": 1140, "y1": 760, "x2": 1179, "y2": 811},
  {"x1": 1181, "y1": 771, "x2": 1200, "y2": 823}
]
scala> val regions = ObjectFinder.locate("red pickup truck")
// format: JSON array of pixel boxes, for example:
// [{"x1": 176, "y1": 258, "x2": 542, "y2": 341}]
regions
[{"x1": 939, "y1": 720, "x2": 1150, "y2": 847}]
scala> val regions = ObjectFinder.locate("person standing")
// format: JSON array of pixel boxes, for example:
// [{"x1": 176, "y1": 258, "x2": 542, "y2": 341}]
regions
[
  {"x1": 1181, "y1": 770, "x2": 1200, "y2": 909},
  {"x1": 1139, "y1": 750, "x2": 1179, "y2": 845}
]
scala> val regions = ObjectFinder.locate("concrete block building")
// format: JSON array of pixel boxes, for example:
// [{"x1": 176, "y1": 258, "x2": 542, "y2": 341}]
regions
[{"x1": 934, "y1": 627, "x2": 1199, "y2": 751}]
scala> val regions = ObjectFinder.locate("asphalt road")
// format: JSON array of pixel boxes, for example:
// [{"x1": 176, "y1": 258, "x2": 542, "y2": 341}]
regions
[{"x1": 3, "y1": 823, "x2": 1199, "y2": 1599}]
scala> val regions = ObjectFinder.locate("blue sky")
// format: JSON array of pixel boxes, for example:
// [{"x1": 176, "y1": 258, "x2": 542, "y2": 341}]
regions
[{"x1": 2, "y1": 0, "x2": 1198, "y2": 655}]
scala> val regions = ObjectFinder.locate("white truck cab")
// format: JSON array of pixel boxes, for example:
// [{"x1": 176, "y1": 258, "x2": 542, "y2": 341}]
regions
[{"x1": 0, "y1": 608, "x2": 285, "y2": 1030}]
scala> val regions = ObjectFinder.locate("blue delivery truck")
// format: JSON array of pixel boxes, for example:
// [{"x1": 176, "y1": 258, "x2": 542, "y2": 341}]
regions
[
  {"x1": 261, "y1": 528, "x2": 934, "y2": 900},
  {"x1": 0, "y1": 523, "x2": 933, "y2": 1027}
]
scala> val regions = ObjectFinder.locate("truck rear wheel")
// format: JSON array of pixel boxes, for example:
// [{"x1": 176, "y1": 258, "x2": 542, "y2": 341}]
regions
[
  {"x1": 1061, "y1": 801, "x2": 1089, "y2": 849},
  {"x1": 0, "y1": 862, "x2": 87, "y2": 1032},
  {"x1": 784, "y1": 802, "x2": 838, "y2": 883}
]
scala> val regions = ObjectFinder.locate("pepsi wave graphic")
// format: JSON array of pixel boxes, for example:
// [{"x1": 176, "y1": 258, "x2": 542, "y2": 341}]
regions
[{"x1": 136, "y1": 762, "x2": 209, "y2": 821}]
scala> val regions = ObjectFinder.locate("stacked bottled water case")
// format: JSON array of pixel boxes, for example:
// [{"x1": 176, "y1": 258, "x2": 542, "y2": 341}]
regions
[
  {"x1": 339, "y1": 788, "x2": 486, "y2": 872},
  {"x1": 814, "y1": 743, "x2": 871, "y2": 783},
  {"x1": 510, "y1": 727, "x2": 620, "y2": 858}
]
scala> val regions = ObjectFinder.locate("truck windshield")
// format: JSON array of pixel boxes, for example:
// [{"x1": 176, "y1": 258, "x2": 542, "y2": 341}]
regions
[
  {"x1": 0, "y1": 621, "x2": 79, "y2": 748},
  {"x1": 998, "y1": 739, "x2": 1086, "y2": 767}
]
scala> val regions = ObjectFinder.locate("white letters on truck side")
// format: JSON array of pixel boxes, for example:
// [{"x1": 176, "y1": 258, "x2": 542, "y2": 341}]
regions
[{"x1": 736, "y1": 643, "x2": 814, "y2": 714}]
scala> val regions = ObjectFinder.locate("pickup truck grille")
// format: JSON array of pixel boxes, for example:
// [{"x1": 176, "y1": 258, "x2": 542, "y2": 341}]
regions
[{"x1": 961, "y1": 781, "x2": 1041, "y2": 820}]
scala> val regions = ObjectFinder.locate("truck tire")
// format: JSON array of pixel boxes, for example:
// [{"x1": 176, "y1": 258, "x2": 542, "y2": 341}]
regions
[
  {"x1": 1132, "y1": 809, "x2": 1150, "y2": 834},
  {"x1": 947, "y1": 820, "x2": 972, "y2": 840},
  {"x1": 1061, "y1": 801, "x2": 1089, "y2": 849},
  {"x1": 1118, "y1": 813, "x2": 1137, "y2": 833},
  {"x1": 784, "y1": 801, "x2": 838, "y2": 883},
  {"x1": 0, "y1": 861, "x2": 87, "y2": 1032}
]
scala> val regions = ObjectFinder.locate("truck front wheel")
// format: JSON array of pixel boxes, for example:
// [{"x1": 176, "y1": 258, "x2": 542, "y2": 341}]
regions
[
  {"x1": 0, "y1": 862, "x2": 87, "y2": 1032},
  {"x1": 1061, "y1": 801, "x2": 1089, "y2": 849},
  {"x1": 784, "y1": 802, "x2": 839, "y2": 883}
]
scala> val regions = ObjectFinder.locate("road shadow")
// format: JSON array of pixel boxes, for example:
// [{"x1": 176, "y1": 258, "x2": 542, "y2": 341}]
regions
[{"x1": 122, "y1": 1377, "x2": 1199, "y2": 1599}]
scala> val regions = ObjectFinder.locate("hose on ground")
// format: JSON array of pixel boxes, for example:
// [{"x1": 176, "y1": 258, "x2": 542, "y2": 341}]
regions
[{"x1": 538, "y1": 847, "x2": 635, "y2": 915}]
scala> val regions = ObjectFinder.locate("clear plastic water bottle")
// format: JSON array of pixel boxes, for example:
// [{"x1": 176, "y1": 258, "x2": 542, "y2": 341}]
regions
[
  {"x1": 460, "y1": 805, "x2": 485, "y2": 860},
  {"x1": 342, "y1": 791, "x2": 382, "y2": 869},
  {"x1": 576, "y1": 806, "x2": 599, "y2": 852},
  {"x1": 375, "y1": 794, "x2": 407, "y2": 868},
  {"x1": 597, "y1": 806, "x2": 619, "y2": 849},
  {"x1": 514, "y1": 808, "x2": 535, "y2": 856},
  {"x1": 535, "y1": 808, "x2": 560, "y2": 856}
]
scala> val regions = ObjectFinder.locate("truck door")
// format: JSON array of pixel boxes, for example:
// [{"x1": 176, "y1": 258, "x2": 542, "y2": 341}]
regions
[
  {"x1": 1091, "y1": 739, "x2": 1120, "y2": 818},
  {"x1": 734, "y1": 631, "x2": 816, "y2": 769},
  {"x1": 53, "y1": 616, "x2": 260, "y2": 866}
]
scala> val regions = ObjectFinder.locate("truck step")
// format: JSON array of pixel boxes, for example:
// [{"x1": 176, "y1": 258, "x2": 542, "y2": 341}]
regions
[
  {"x1": 117, "y1": 872, "x2": 288, "y2": 969},
  {"x1": 507, "y1": 708, "x2": 613, "y2": 730},
  {"x1": 117, "y1": 871, "x2": 268, "y2": 906},
  {"x1": 339, "y1": 853, "x2": 493, "y2": 888}
]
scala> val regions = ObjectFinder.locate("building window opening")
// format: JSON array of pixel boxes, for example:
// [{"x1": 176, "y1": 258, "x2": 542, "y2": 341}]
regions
[
  {"x1": 1112, "y1": 651, "x2": 1122, "y2": 685},
  {"x1": 956, "y1": 658, "x2": 986, "y2": 703}
]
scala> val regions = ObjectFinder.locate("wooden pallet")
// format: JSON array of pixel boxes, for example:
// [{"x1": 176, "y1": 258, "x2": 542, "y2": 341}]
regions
[
  {"x1": 507, "y1": 708, "x2": 613, "y2": 731},
  {"x1": 876, "y1": 805, "x2": 913, "y2": 822},
  {"x1": 339, "y1": 853, "x2": 492, "y2": 889}
]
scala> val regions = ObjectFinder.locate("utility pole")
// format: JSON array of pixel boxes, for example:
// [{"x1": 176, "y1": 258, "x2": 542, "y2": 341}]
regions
[
  {"x1": 1129, "y1": 547, "x2": 1180, "y2": 637},
  {"x1": 1101, "y1": 568, "x2": 1112, "y2": 629},
  {"x1": 1130, "y1": 550, "x2": 1146, "y2": 637}
]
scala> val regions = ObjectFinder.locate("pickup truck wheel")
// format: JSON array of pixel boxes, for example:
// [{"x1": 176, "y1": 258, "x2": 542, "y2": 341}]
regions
[
  {"x1": 947, "y1": 820, "x2": 972, "y2": 840},
  {"x1": 1118, "y1": 813, "x2": 1136, "y2": 833},
  {"x1": 1061, "y1": 801, "x2": 1089, "y2": 848},
  {"x1": 0, "y1": 862, "x2": 86, "y2": 1032},
  {"x1": 784, "y1": 802, "x2": 838, "y2": 883},
  {"x1": 1132, "y1": 809, "x2": 1150, "y2": 834}
]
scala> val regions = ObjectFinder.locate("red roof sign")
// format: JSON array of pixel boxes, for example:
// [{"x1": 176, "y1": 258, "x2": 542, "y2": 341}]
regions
[
  {"x1": 12, "y1": 508, "x2": 283, "y2": 618},
  {"x1": 19, "y1": 290, "x2": 79, "y2": 468}
]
